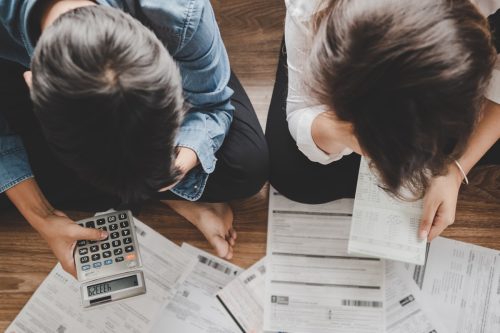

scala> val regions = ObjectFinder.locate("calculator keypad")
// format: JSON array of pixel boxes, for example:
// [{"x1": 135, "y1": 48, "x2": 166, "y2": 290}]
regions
[{"x1": 74, "y1": 211, "x2": 140, "y2": 281}]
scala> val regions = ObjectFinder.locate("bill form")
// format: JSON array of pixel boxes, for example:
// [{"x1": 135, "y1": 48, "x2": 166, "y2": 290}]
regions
[
  {"x1": 217, "y1": 257, "x2": 267, "y2": 333},
  {"x1": 385, "y1": 260, "x2": 447, "y2": 333},
  {"x1": 405, "y1": 237, "x2": 500, "y2": 333},
  {"x1": 348, "y1": 158, "x2": 427, "y2": 265},
  {"x1": 264, "y1": 189, "x2": 385, "y2": 333},
  {"x1": 150, "y1": 243, "x2": 243, "y2": 333},
  {"x1": 6, "y1": 217, "x2": 196, "y2": 333}
]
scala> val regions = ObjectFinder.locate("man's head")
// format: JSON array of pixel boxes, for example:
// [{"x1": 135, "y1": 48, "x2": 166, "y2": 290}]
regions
[
  {"x1": 28, "y1": 4, "x2": 185, "y2": 203},
  {"x1": 308, "y1": 0, "x2": 496, "y2": 198}
]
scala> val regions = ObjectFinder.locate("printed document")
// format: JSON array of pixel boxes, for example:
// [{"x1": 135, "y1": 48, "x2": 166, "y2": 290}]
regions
[
  {"x1": 348, "y1": 158, "x2": 426, "y2": 265},
  {"x1": 6, "y1": 217, "x2": 196, "y2": 333},
  {"x1": 405, "y1": 237, "x2": 500, "y2": 333},
  {"x1": 217, "y1": 257, "x2": 267, "y2": 333},
  {"x1": 264, "y1": 189, "x2": 385, "y2": 333},
  {"x1": 150, "y1": 243, "x2": 242, "y2": 333},
  {"x1": 385, "y1": 260, "x2": 447, "y2": 333}
]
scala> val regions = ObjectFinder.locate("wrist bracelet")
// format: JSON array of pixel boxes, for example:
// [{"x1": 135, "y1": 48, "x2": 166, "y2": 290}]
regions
[{"x1": 454, "y1": 160, "x2": 469, "y2": 185}]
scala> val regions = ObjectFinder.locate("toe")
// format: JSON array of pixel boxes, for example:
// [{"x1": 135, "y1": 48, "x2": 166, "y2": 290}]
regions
[
  {"x1": 229, "y1": 228, "x2": 237, "y2": 241},
  {"x1": 211, "y1": 235, "x2": 231, "y2": 259}
]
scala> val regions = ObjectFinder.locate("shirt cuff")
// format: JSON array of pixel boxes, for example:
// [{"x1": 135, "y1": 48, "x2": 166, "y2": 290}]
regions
[
  {"x1": 176, "y1": 127, "x2": 217, "y2": 175},
  {"x1": 294, "y1": 106, "x2": 353, "y2": 165},
  {"x1": 0, "y1": 136, "x2": 34, "y2": 193}
]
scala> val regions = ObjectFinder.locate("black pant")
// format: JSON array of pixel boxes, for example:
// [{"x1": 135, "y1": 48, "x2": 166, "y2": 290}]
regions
[
  {"x1": 265, "y1": 41, "x2": 499, "y2": 205},
  {"x1": 0, "y1": 59, "x2": 268, "y2": 211}
]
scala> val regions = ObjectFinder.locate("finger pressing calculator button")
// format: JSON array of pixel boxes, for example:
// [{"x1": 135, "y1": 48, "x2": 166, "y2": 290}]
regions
[
  {"x1": 96, "y1": 218, "x2": 106, "y2": 225},
  {"x1": 115, "y1": 256, "x2": 124, "y2": 262},
  {"x1": 82, "y1": 264, "x2": 91, "y2": 271},
  {"x1": 123, "y1": 237, "x2": 132, "y2": 245},
  {"x1": 78, "y1": 248, "x2": 88, "y2": 255},
  {"x1": 77, "y1": 240, "x2": 86, "y2": 246},
  {"x1": 93, "y1": 262, "x2": 102, "y2": 268},
  {"x1": 119, "y1": 221, "x2": 129, "y2": 228},
  {"x1": 125, "y1": 245, "x2": 134, "y2": 253},
  {"x1": 90, "y1": 245, "x2": 99, "y2": 253},
  {"x1": 91, "y1": 253, "x2": 101, "y2": 261},
  {"x1": 104, "y1": 259, "x2": 113, "y2": 265},
  {"x1": 121, "y1": 229, "x2": 130, "y2": 237},
  {"x1": 111, "y1": 232, "x2": 120, "y2": 239},
  {"x1": 103, "y1": 251, "x2": 112, "y2": 258},
  {"x1": 114, "y1": 248, "x2": 123, "y2": 255},
  {"x1": 80, "y1": 256, "x2": 89, "y2": 263},
  {"x1": 118, "y1": 213, "x2": 127, "y2": 220},
  {"x1": 109, "y1": 224, "x2": 118, "y2": 231},
  {"x1": 85, "y1": 221, "x2": 95, "y2": 228},
  {"x1": 101, "y1": 243, "x2": 110, "y2": 250},
  {"x1": 112, "y1": 240, "x2": 121, "y2": 247},
  {"x1": 108, "y1": 216, "x2": 116, "y2": 222}
]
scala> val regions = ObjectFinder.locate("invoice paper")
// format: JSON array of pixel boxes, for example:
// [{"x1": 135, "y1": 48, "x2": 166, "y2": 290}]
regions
[
  {"x1": 385, "y1": 260, "x2": 447, "y2": 333},
  {"x1": 348, "y1": 158, "x2": 426, "y2": 265},
  {"x1": 264, "y1": 189, "x2": 385, "y2": 333},
  {"x1": 405, "y1": 237, "x2": 500, "y2": 333},
  {"x1": 150, "y1": 243, "x2": 243, "y2": 333},
  {"x1": 217, "y1": 257, "x2": 267, "y2": 333},
  {"x1": 6, "y1": 217, "x2": 196, "y2": 333}
]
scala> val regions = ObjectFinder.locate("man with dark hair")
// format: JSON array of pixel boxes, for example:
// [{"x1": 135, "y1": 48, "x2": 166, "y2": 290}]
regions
[{"x1": 0, "y1": 0, "x2": 268, "y2": 276}]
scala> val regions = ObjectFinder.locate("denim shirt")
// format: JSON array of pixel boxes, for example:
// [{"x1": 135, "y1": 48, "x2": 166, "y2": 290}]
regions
[{"x1": 0, "y1": 0, "x2": 234, "y2": 201}]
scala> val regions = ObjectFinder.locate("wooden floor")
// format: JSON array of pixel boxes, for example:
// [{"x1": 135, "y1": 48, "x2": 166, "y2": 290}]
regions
[{"x1": 1, "y1": 0, "x2": 500, "y2": 331}]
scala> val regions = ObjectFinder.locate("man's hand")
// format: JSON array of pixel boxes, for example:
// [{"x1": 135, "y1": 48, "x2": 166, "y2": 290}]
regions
[
  {"x1": 5, "y1": 178, "x2": 107, "y2": 278},
  {"x1": 175, "y1": 146, "x2": 199, "y2": 176},
  {"x1": 36, "y1": 210, "x2": 108, "y2": 277},
  {"x1": 159, "y1": 146, "x2": 199, "y2": 192},
  {"x1": 418, "y1": 162, "x2": 463, "y2": 242}
]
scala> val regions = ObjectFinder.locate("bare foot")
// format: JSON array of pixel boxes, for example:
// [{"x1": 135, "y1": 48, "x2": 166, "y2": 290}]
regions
[{"x1": 161, "y1": 201, "x2": 237, "y2": 260}]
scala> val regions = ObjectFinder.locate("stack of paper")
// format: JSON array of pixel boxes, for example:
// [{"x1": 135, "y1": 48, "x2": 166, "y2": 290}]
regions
[
  {"x1": 263, "y1": 191, "x2": 385, "y2": 333},
  {"x1": 6, "y1": 217, "x2": 197, "y2": 333},
  {"x1": 348, "y1": 158, "x2": 427, "y2": 265},
  {"x1": 7, "y1": 162, "x2": 500, "y2": 333}
]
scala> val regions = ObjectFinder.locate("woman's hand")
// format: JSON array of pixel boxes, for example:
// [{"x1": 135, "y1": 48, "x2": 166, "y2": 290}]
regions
[
  {"x1": 311, "y1": 112, "x2": 363, "y2": 155},
  {"x1": 418, "y1": 162, "x2": 464, "y2": 241}
]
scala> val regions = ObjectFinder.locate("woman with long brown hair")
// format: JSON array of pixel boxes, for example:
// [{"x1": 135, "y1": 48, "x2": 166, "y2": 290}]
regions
[{"x1": 266, "y1": 0, "x2": 500, "y2": 241}]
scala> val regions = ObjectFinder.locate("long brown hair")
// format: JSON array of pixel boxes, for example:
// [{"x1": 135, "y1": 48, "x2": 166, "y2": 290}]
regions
[{"x1": 307, "y1": 0, "x2": 496, "y2": 198}]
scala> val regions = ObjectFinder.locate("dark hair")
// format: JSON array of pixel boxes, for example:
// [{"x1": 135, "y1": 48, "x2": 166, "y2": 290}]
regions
[
  {"x1": 30, "y1": 5, "x2": 185, "y2": 203},
  {"x1": 308, "y1": 0, "x2": 496, "y2": 198}
]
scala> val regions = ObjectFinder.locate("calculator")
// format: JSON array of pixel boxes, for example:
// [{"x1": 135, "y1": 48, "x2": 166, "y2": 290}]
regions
[{"x1": 74, "y1": 210, "x2": 146, "y2": 307}]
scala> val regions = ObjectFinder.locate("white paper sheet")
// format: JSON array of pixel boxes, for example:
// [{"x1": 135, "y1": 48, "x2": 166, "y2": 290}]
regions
[
  {"x1": 6, "y1": 217, "x2": 197, "y2": 333},
  {"x1": 405, "y1": 237, "x2": 500, "y2": 333},
  {"x1": 150, "y1": 243, "x2": 242, "y2": 333},
  {"x1": 264, "y1": 189, "x2": 385, "y2": 333},
  {"x1": 348, "y1": 158, "x2": 427, "y2": 265},
  {"x1": 385, "y1": 260, "x2": 447, "y2": 333},
  {"x1": 217, "y1": 257, "x2": 267, "y2": 333}
]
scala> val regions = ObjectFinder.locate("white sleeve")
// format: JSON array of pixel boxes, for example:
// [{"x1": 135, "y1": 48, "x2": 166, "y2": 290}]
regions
[
  {"x1": 485, "y1": 58, "x2": 500, "y2": 104},
  {"x1": 471, "y1": 0, "x2": 500, "y2": 103},
  {"x1": 284, "y1": 8, "x2": 352, "y2": 165}
]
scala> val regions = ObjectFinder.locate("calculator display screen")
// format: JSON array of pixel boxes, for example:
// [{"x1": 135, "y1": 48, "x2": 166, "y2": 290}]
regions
[{"x1": 87, "y1": 275, "x2": 138, "y2": 297}]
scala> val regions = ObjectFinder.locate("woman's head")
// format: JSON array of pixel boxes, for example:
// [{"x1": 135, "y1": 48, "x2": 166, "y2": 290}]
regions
[{"x1": 308, "y1": 0, "x2": 496, "y2": 198}]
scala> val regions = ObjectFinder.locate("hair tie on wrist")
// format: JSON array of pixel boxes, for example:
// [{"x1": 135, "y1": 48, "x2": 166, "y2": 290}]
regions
[{"x1": 454, "y1": 160, "x2": 469, "y2": 185}]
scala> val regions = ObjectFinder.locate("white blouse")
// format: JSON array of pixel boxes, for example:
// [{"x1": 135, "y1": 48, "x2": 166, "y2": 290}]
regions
[{"x1": 284, "y1": 0, "x2": 500, "y2": 165}]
